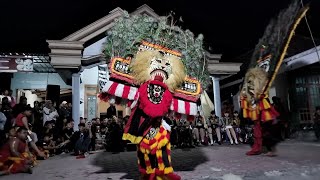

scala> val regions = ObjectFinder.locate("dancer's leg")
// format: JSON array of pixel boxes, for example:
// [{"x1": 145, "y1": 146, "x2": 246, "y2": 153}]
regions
[{"x1": 246, "y1": 121, "x2": 262, "y2": 155}]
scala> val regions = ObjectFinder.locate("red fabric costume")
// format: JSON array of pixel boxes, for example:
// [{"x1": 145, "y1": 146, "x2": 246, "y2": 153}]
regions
[{"x1": 0, "y1": 138, "x2": 34, "y2": 174}]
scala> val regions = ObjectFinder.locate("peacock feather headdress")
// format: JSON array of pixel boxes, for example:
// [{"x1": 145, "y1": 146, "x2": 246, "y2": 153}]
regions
[
  {"x1": 103, "y1": 11, "x2": 209, "y2": 87},
  {"x1": 247, "y1": 0, "x2": 309, "y2": 94}
]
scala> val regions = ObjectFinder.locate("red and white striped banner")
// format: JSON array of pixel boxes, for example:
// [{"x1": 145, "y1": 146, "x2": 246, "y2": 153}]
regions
[
  {"x1": 170, "y1": 98, "x2": 197, "y2": 116},
  {"x1": 102, "y1": 81, "x2": 197, "y2": 115},
  {"x1": 102, "y1": 81, "x2": 138, "y2": 100}
]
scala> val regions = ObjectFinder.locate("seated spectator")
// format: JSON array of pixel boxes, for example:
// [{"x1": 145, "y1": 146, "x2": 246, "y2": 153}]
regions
[
  {"x1": 43, "y1": 121, "x2": 54, "y2": 140},
  {"x1": 14, "y1": 106, "x2": 45, "y2": 158},
  {"x1": 37, "y1": 136, "x2": 59, "y2": 158},
  {"x1": 62, "y1": 121, "x2": 74, "y2": 152},
  {"x1": 61, "y1": 123, "x2": 92, "y2": 158},
  {"x1": 0, "y1": 127, "x2": 34, "y2": 175}
]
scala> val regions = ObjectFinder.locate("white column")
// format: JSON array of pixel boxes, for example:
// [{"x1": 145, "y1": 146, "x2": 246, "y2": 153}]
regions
[
  {"x1": 212, "y1": 76, "x2": 221, "y2": 118},
  {"x1": 72, "y1": 73, "x2": 81, "y2": 130}
]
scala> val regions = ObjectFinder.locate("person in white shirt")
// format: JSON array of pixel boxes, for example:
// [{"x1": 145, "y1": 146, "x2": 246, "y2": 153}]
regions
[{"x1": 43, "y1": 100, "x2": 59, "y2": 125}]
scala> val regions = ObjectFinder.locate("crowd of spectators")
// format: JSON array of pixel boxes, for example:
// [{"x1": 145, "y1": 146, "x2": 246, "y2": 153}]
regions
[{"x1": 0, "y1": 89, "x2": 290, "y2": 175}]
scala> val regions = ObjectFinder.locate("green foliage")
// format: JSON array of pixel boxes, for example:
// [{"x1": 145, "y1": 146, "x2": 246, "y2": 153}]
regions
[{"x1": 103, "y1": 11, "x2": 210, "y2": 87}]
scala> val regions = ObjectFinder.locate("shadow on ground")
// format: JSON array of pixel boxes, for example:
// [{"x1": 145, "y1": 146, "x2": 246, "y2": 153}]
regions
[{"x1": 91, "y1": 147, "x2": 208, "y2": 179}]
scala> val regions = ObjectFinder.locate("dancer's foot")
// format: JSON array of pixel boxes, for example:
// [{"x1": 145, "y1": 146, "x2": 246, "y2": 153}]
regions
[
  {"x1": 217, "y1": 141, "x2": 222, "y2": 145},
  {"x1": 246, "y1": 150, "x2": 261, "y2": 156}
]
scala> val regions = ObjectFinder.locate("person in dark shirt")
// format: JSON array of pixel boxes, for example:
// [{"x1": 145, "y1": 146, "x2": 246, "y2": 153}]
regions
[
  {"x1": 33, "y1": 101, "x2": 43, "y2": 137},
  {"x1": 313, "y1": 106, "x2": 320, "y2": 141},
  {"x1": 37, "y1": 135, "x2": 58, "y2": 157},
  {"x1": 106, "y1": 104, "x2": 116, "y2": 118},
  {"x1": 108, "y1": 117, "x2": 123, "y2": 153},
  {"x1": 12, "y1": 96, "x2": 28, "y2": 118},
  {"x1": 1, "y1": 97, "x2": 13, "y2": 133},
  {"x1": 61, "y1": 123, "x2": 92, "y2": 157},
  {"x1": 43, "y1": 121, "x2": 54, "y2": 141},
  {"x1": 62, "y1": 121, "x2": 74, "y2": 152}
]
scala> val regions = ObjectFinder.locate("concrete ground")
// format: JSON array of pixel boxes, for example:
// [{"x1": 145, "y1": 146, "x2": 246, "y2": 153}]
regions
[{"x1": 2, "y1": 139, "x2": 320, "y2": 180}]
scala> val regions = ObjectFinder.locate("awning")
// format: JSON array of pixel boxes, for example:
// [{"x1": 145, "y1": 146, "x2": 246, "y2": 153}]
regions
[
  {"x1": 170, "y1": 98, "x2": 197, "y2": 116},
  {"x1": 102, "y1": 80, "x2": 138, "y2": 100}
]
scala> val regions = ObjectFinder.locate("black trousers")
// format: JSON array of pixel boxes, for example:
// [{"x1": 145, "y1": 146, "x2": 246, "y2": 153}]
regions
[{"x1": 75, "y1": 136, "x2": 91, "y2": 153}]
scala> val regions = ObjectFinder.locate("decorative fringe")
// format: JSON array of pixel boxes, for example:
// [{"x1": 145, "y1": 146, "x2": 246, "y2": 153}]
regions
[
  {"x1": 122, "y1": 133, "x2": 143, "y2": 144},
  {"x1": 241, "y1": 95, "x2": 279, "y2": 122},
  {"x1": 138, "y1": 126, "x2": 179, "y2": 179}
]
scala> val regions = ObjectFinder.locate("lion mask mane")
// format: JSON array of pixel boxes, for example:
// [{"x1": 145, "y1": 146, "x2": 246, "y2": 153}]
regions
[
  {"x1": 241, "y1": 67, "x2": 268, "y2": 103},
  {"x1": 130, "y1": 50, "x2": 186, "y2": 92}
]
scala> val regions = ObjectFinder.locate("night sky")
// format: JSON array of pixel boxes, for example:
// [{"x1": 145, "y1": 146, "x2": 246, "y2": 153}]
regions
[{"x1": 0, "y1": 0, "x2": 319, "y2": 61}]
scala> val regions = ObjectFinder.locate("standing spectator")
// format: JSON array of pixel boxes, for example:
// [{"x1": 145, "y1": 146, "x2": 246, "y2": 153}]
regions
[
  {"x1": 59, "y1": 101, "x2": 71, "y2": 120},
  {"x1": 272, "y1": 96, "x2": 288, "y2": 140},
  {"x1": 12, "y1": 96, "x2": 28, "y2": 118},
  {"x1": 67, "y1": 102, "x2": 72, "y2": 116},
  {"x1": 89, "y1": 118, "x2": 97, "y2": 151},
  {"x1": 43, "y1": 100, "x2": 59, "y2": 125},
  {"x1": 106, "y1": 103, "x2": 117, "y2": 118},
  {"x1": 0, "y1": 90, "x2": 12, "y2": 105},
  {"x1": 0, "y1": 97, "x2": 13, "y2": 134},
  {"x1": 33, "y1": 101, "x2": 43, "y2": 137},
  {"x1": 108, "y1": 116, "x2": 123, "y2": 153},
  {"x1": 313, "y1": 106, "x2": 320, "y2": 142},
  {"x1": 8, "y1": 90, "x2": 16, "y2": 108}
]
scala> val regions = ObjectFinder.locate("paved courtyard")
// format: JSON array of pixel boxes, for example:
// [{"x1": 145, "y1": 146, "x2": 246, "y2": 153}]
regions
[{"x1": 2, "y1": 140, "x2": 320, "y2": 180}]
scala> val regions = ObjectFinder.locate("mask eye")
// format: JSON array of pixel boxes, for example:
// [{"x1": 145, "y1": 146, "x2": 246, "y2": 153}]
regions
[
  {"x1": 165, "y1": 62, "x2": 170, "y2": 66},
  {"x1": 156, "y1": 59, "x2": 161, "y2": 63}
]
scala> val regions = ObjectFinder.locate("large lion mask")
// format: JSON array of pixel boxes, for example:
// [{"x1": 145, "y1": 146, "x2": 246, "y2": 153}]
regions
[
  {"x1": 130, "y1": 50, "x2": 186, "y2": 92},
  {"x1": 241, "y1": 67, "x2": 268, "y2": 105}
]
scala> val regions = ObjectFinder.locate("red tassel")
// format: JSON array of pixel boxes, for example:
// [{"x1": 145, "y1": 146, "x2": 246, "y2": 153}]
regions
[{"x1": 98, "y1": 93, "x2": 110, "y2": 102}]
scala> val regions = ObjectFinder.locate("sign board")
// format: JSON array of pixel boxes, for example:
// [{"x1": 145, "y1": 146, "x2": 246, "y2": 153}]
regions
[{"x1": 0, "y1": 57, "x2": 34, "y2": 72}]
